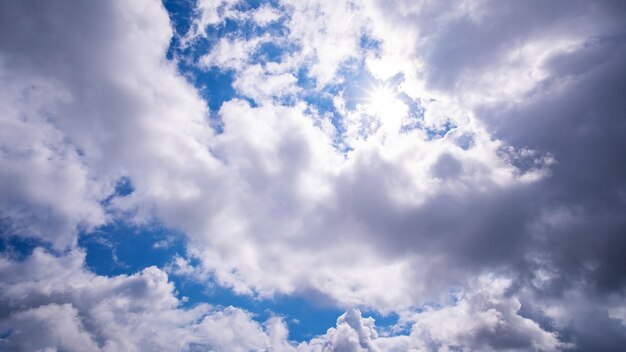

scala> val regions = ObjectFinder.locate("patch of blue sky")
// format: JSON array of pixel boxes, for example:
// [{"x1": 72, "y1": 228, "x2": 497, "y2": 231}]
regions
[
  {"x1": 233, "y1": 0, "x2": 263, "y2": 11},
  {"x1": 366, "y1": 310, "x2": 401, "y2": 332},
  {"x1": 77, "y1": 214, "x2": 401, "y2": 342},
  {"x1": 163, "y1": 1, "x2": 233, "y2": 132},
  {"x1": 233, "y1": 0, "x2": 285, "y2": 19},
  {"x1": 360, "y1": 32, "x2": 382, "y2": 53},
  {"x1": 197, "y1": 285, "x2": 346, "y2": 342},
  {"x1": 294, "y1": 59, "x2": 374, "y2": 146},
  {"x1": 78, "y1": 221, "x2": 187, "y2": 277},
  {"x1": 191, "y1": 4, "x2": 288, "y2": 46},
  {"x1": 76, "y1": 218, "x2": 337, "y2": 341},
  {"x1": 164, "y1": 0, "x2": 299, "y2": 126},
  {"x1": 172, "y1": 270, "x2": 401, "y2": 342},
  {"x1": 399, "y1": 98, "x2": 427, "y2": 135},
  {"x1": 192, "y1": 67, "x2": 237, "y2": 112},
  {"x1": 399, "y1": 93, "x2": 425, "y2": 118},
  {"x1": 425, "y1": 121, "x2": 456, "y2": 140},
  {"x1": 299, "y1": 95, "x2": 347, "y2": 149},
  {"x1": 114, "y1": 176, "x2": 134, "y2": 196},
  {"x1": 255, "y1": 41, "x2": 283, "y2": 62},
  {"x1": 252, "y1": 39, "x2": 298, "y2": 64},
  {"x1": 100, "y1": 176, "x2": 134, "y2": 207},
  {"x1": 81, "y1": 175, "x2": 190, "y2": 277},
  {"x1": 163, "y1": 0, "x2": 195, "y2": 60},
  {"x1": 0, "y1": 235, "x2": 54, "y2": 261}
]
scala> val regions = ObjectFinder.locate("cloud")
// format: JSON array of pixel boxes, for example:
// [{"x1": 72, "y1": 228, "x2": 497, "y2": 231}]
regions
[
  {"x1": 299, "y1": 309, "x2": 382, "y2": 351},
  {"x1": 199, "y1": 36, "x2": 271, "y2": 71},
  {"x1": 0, "y1": 248, "x2": 569, "y2": 352},
  {"x1": 1, "y1": 0, "x2": 626, "y2": 350},
  {"x1": 2, "y1": 303, "x2": 101, "y2": 352},
  {"x1": 0, "y1": 0, "x2": 215, "y2": 247},
  {"x1": 299, "y1": 277, "x2": 569, "y2": 351},
  {"x1": 253, "y1": 5, "x2": 283, "y2": 26},
  {"x1": 404, "y1": 276, "x2": 570, "y2": 352},
  {"x1": 232, "y1": 64, "x2": 299, "y2": 102},
  {"x1": 0, "y1": 249, "x2": 294, "y2": 352}
]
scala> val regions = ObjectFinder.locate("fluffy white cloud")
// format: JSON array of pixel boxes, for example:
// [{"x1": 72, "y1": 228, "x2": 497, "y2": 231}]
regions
[
  {"x1": 299, "y1": 309, "x2": 382, "y2": 352},
  {"x1": 1, "y1": 0, "x2": 626, "y2": 350},
  {"x1": 182, "y1": 0, "x2": 241, "y2": 43},
  {"x1": 192, "y1": 0, "x2": 372, "y2": 95},
  {"x1": 0, "y1": 249, "x2": 295, "y2": 352},
  {"x1": 0, "y1": 0, "x2": 217, "y2": 247},
  {"x1": 0, "y1": 249, "x2": 569, "y2": 351},
  {"x1": 281, "y1": 0, "x2": 368, "y2": 86},
  {"x1": 232, "y1": 64, "x2": 299, "y2": 102},
  {"x1": 253, "y1": 5, "x2": 283, "y2": 26},
  {"x1": 403, "y1": 276, "x2": 570, "y2": 352},
  {"x1": 299, "y1": 277, "x2": 569, "y2": 352},
  {"x1": 0, "y1": 80, "x2": 107, "y2": 248},
  {"x1": 199, "y1": 36, "x2": 271, "y2": 71}
]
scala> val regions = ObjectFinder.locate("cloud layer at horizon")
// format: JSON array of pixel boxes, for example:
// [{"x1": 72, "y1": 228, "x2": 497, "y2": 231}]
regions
[{"x1": 1, "y1": 0, "x2": 625, "y2": 350}]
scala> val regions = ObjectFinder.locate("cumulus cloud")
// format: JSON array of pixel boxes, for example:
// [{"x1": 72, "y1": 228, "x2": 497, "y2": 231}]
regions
[
  {"x1": 199, "y1": 36, "x2": 271, "y2": 71},
  {"x1": 404, "y1": 276, "x2": 569, "y2": 352},
  {"x1": 0, "y1": 249, "x2": 294, "y2": 352},
  {"x1": 300, "y1": 309, "x2": 382, "y2": 352},
  {"x1": 299, "y1": 277, "x2": 569, "y2": 352},
  {"x1": 1, "y1": 0, "x2": 626, "y2": 350},
  {"x1": 0, "y1": 249, "x2": 571, "y2": 351},
  {"x1": 0, "y1": 0, "x2": 216, "y2": 247}
]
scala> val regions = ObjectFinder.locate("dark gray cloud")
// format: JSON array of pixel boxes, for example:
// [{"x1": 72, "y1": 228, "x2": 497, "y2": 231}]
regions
[
  {"x1": 424, "y1": 1, "x2": 626, "y2": 348},
  {"x1": 474, "y1": 17, "x2": 626, "y2": 294},
  {"x1": 361, "y1": 0, "x2": 626, "y2": 348}
]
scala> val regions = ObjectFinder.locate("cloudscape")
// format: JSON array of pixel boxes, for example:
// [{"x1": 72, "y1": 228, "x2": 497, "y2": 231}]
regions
[{"x1": 1, "y1": 0, "x2": 626, "y2": 351}]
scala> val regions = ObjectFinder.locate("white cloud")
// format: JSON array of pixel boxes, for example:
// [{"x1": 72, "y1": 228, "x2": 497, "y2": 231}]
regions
[
  {"x1": 182, "y1": 0, "x2": 241, "y2": 44},
  {"x1": 298, "y1": 277, "x2": 570, "y2": 352},
  {"x1": 403, "y1": 276, "x2": 571, "y2": 352},
  {"x1": 0, "y1": 62, "x2": 108, "y2": 249},
  {"x1": 1, "y1": 249, "x2": 570, "y2": 352},
  {"x1": 0, "y1": 0, "x2": 217, "y2": 246},
  {"x1": 3, "y1": 303, "x2": 101, "y2": 352},
  {"x1": 2, "y1": 0, "x2": 626, "y2": 349},
  {"x1": 199, "y1": 36, "x2": 271, "y2": 71},
  {"x1": 0, "y1": 249, "x2": 295, "y2": 352},
  {"x1": 281, "y1": 0, "x2": 368, "y2": 87},
  {"x1": 191, "y1": 0, "x2": 372, "y2": 89},
  {"x1": 299, "y1": 309, "x2": 382, "y2": 352},
  {"x1": 253, "y1": 5, "x2": 282, "y2": 26},
  {"x1": 232, "y1": 64, "x2": 299, "y2": 102}
]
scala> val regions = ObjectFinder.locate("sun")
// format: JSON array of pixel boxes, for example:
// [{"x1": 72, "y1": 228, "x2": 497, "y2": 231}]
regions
[{"x1": 367, "y1": 85, "x2": 400, "y2": 115}]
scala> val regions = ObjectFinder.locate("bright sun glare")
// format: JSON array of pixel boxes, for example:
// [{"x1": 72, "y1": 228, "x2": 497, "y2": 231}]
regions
[{"x1": 367, "y1": 85, "x2": 399, "y2": 115}]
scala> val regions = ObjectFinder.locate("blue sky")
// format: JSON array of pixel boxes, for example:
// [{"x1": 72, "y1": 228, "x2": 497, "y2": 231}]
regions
[{"x1": 1, "y1": 0, "x2": 626, "y2": 351}]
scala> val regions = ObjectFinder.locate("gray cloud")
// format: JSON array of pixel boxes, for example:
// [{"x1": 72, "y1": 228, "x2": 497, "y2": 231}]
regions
[{"x1": 1, "y1": 0, "x2": 626, "y2": 350}]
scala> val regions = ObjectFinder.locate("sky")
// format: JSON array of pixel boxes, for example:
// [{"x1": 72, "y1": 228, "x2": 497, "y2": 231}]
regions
[{"x1": 0, "y1": 0, "x2": 625, "y2": 351}]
